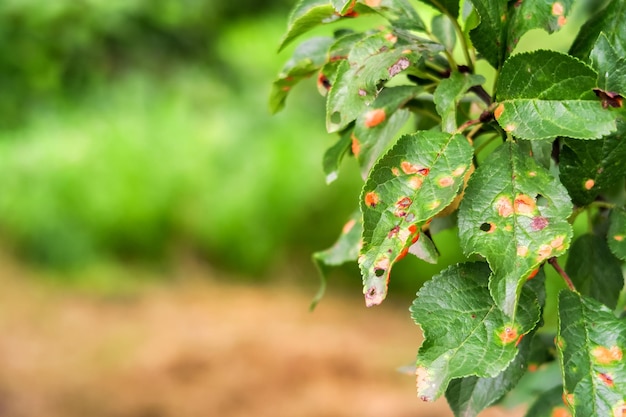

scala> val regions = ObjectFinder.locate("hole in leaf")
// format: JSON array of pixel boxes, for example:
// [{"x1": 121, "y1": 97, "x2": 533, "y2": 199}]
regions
[
  {"x1": 374, "y1": 269, "x2": 385, "y2": 277},
  {"x1": 480, "y1": 223, "x2": 491, "y2": 232},
  {"x1": 535, "y1": 194, "x2": 549, "y2": 207}
]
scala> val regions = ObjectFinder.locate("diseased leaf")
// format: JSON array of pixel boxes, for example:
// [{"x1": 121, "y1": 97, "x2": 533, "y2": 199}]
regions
[
  {"x1": 279, "y1": 0, "x2": 338, "y2": 51},
  {"x1": 323, "y1": 126, "x2": 353, "y2": 184},
  {"x1": 557, "y1": 291, "x2": 626, "y2": 417},
  {"x1": 331, "y1": 0, "x2": 356, "y2": 14},
  {"x1": 590, "y1": 33, "x2": 626, "y2": 97},
  {"x1": 270, "y1": 36, "x2": 334, "y2": 113},
  {"x1": 410, "y1": 262, "x2": 541, "y2": 402},
  {"x1": 326, "y1": 31, "x2": 440, "y2": 132},
  {"x1": 458, "y1": 141, "x2": 573, "y2": 317},
  {"x1": 446, "y1": 322, "x2": 538, "y2": 417},
  {"x1": 434, "y1": 71, "x2": 485, "y2": 133},
  {"x1": 359, "y1": 131, "x2": 473, "y2": 306},
  {"x1": 608, "y1": 208, "x2": 626, "y2": 260},
  {"x1": 494, "y1": 51, "x2": 616, "y2": 140},
  {"x1": 569, "y1": 0, "x2": 626, "y2": 60},
  {"x1": 523, "y1": 385, "x2": 570, "y2": 417},
  {"x1": 559, "y1": 118, "x2": 626, "y2": 206},
  {"x1": 311, "y1": 210, "x2": 362, "y2": 309},
  {"x1": 506, "y1": 0, "x2": 574, "y2": 53},
  {"x1": 565, "y1": 234, "x2": 624, "y2": 310},
  {"x1": 352, "y1": 85, "x2": 423, "y2": 179}
]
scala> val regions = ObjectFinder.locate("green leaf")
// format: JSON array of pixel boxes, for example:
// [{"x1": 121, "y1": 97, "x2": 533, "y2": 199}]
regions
[
  {"x1": 565, "y1": 234, "x2": 624, "y2": 310},
  {"x1": 557, "y1": 291, "x2": 626, "y2": 416},
  {"x1": 322, "y1": 126, "x2": 353, "y2": 184},
  {"x1": 559, "y1": 119, "x2": 626, "y2": 206},
  {"x1": 569, "y1": 0, "x2": 626, "y2": 60},
  {"x1": 270, "y1": 37, "x2": 334, "y2": 113},
  {"x1": 416, "y1": 0, "x2": 460, "y2": 18},
  {"x1": 331, "y1": 0, "x2": 356, "y2": 14},
  {"x1": 359, "y1": 131, "x2": 472, "y2": 306},
  {"x1": 506, "y1": 0, "x2": 574, "y2": 52},
  {"x1": 278, "y1": 0, "x2": 338, "y2": 51},
  {"x1": 468, "y1": 0, "x2": 507, "y2": 68},
  {"x1": 352, "y1": 85, "x2": 422, "y2": 178},
  {"x1": 434, "y1": 71, "x2": 485, "y2": 133},
  {"x1": 410, "y1": 262, "x2": 541, "y2": 402},
  {"x1": 311, "y1": 210, "x2": 362, "y2": 309},
  {"x1": 590, "y1": 33, "x2": 626, "y2": 96},
  {"x1": 445, "y1": 326, "x2": 537, "y2": 417},
  {"x1": 523, "y1": 385, "x2": 570, "y2": 417},
  {"x1": 431, "y1": 14, "x2": 457, "y2": 53},
  {"x1": 608, "y1": 208, "x2": 626, "y2": 260},
  {"x1": 362, "y1": 0, "x2": 426, "y2": 31},
  {"x1": 458, "y1": 141, "x2": 573, "y2": 317},
  {"x1": 326, "y1": 31, "x2": 439, "y2": 132},
  {"x1": 518, "y1": 139, "x2": 554, "y2": 170},
  {"x1": 494, "y1": 51, "x2": 616, "y2": 140}
]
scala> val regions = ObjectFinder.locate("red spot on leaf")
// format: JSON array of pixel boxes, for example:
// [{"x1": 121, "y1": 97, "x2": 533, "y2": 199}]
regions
[
  {"x1": 515, "y1": 334, "x2": 524, "y2": 347},
  {"x1": 531, "y1": 216, "x2": 549, "y2": 231},
  {"x1": 364, "y1": 191, "x2": 379, "y2": 207},
  {"x1": 528, "y1": 363, "x2": 538, "y2": 372},
  {"x1": 317, "y1": 73, "x2": 331, "y2": 91},
  {"x1": 495, "y1": 196, "x2": 514, "y2": 217},
  {"x1": 552, "y1": 2, "x2": 564, "y2": 15},
  {"x1": 388, "y1": 57, "x2": 410, "y2": 77},
  {"x1": 494, "y1": 103, "x2": 505, "y2": 119},
  {"x1": 438, "y1": 176, "x2": 454, "y2": 187},
  {"x1": 613, "y1": 401, "x2": 626, "y2": 417},
  {"x1": 498, "y1": 326, "x2": 518, "y2": 345},
  {"x1": 351, "y1": 133, "x2": 361, "y2": 157},
  {"x1": 599, "y1": 372, "x2": 615, "y2": 387},
  {"x1": 584, "y1": 178, "x2": 595, "y2": 190},
  {"x1": 592, "y1": 346, "x2": 623, "y2": 364},
  {"x1": 401, "y1": 161, "x2": 428, "y2": 175},
  {"x1": 614, "y1": 235, "x2": 625, "y2": 242},
  {"x1": 527, "y1": 268, "x2": 539, "y2": 279},
  {"x1": 365, "y1": 0, "x2": 382, "y2": 6},
  {"x1": 408, "y1": 176, "x2": 423, "y2": 190},
  {"x1": 388, "y1": 225, "x2": 400, "y2": 239},
  {"x1": 514, "y1": 194, "x2": 537, "y2": 215},
  {"x1": 396, "y1": 196, "x2": 412, "y2": 209},
  {"x1": 364, "y1": 109, "x2": 386, "y2": 128}
]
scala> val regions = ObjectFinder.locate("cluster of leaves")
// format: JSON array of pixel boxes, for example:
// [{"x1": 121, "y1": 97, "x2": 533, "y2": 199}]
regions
[{"x1": 272, "y1": 0, "x2": 626, "y2": 415}]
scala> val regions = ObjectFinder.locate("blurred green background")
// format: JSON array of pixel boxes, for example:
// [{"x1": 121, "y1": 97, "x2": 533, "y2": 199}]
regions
[{"x1": 0, "y1": 0, "x2": 589, "y2": 302}]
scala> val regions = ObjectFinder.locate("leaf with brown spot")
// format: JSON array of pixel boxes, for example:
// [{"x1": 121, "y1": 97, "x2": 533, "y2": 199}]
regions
[
  {"x1": 359, "y1": 131, "x2": 472, "y2": 306},
  {"x1": 557, "y1": 291, "x2": 626, "y2": 416},
  {"x1": 410, "y1": 262, "x2": 540, "y2": 402},
  {"x1": 458, "y1": 141, "x2": 573, "y2": 318}
]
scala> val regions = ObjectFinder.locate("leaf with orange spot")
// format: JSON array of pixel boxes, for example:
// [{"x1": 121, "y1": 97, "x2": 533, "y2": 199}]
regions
[
  {"x1": 565, "y1": 234, "x2": 623, "y2": 310},
  {"x1": 352, "y1": 86, "x2": 423, "y2": 179},
  {"x1": 410, "y1": 262, "x2": 541, "y2": 402},
  {"x1": 557, "y1": 291, "x2": 626, "y2": 416},
  {"x1": 560, "y1": 119, "x2": 626, "y2": 206},
  {"x1": 458, "y1": 141, "x2": 573, "y2": 318},
  {"x1": 311, "y1": 210, "x2": 362, "y2": 309},
  {"x1": 359, "y1": 131, "x2": 472, "y2": 306},
  {"x1": 326, "y1": 31, "x2": 442, "y2": 132},
  {"x1": 608, "y1": 208, "x2": 626, "y2": 261},
  {"x1": 494, "y1": 51, "x2": 616, "y2": 140}
]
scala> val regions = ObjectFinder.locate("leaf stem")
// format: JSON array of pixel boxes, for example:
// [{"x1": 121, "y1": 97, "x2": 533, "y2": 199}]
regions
[
  {"x1": 591, "y1": 201, "x2": 616, "y2": 210},
  {"x1": 450, "y1": 15, "x2": 474, "y2": 72},
  {"x1": 548, "y1": 257, "x2": 576, "y2": 291},
  {"x1": 455, "y1": 118, "x2": 482, "y2": 134}
]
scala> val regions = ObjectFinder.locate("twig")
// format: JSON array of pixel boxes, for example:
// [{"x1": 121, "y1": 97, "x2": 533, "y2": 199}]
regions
[{"x1": 548, "y1": 257, "x2": 576, "y2": 291}]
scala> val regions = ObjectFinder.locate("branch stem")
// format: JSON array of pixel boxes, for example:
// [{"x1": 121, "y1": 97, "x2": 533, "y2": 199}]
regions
[{"x1": 548, "y1": 257, "x2": 576, "y2": 291}]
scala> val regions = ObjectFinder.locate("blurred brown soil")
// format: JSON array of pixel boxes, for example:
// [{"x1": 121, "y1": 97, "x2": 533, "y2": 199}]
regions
[{"x1": 0, "y1": 259, "x2": 525, "y2": 417}]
